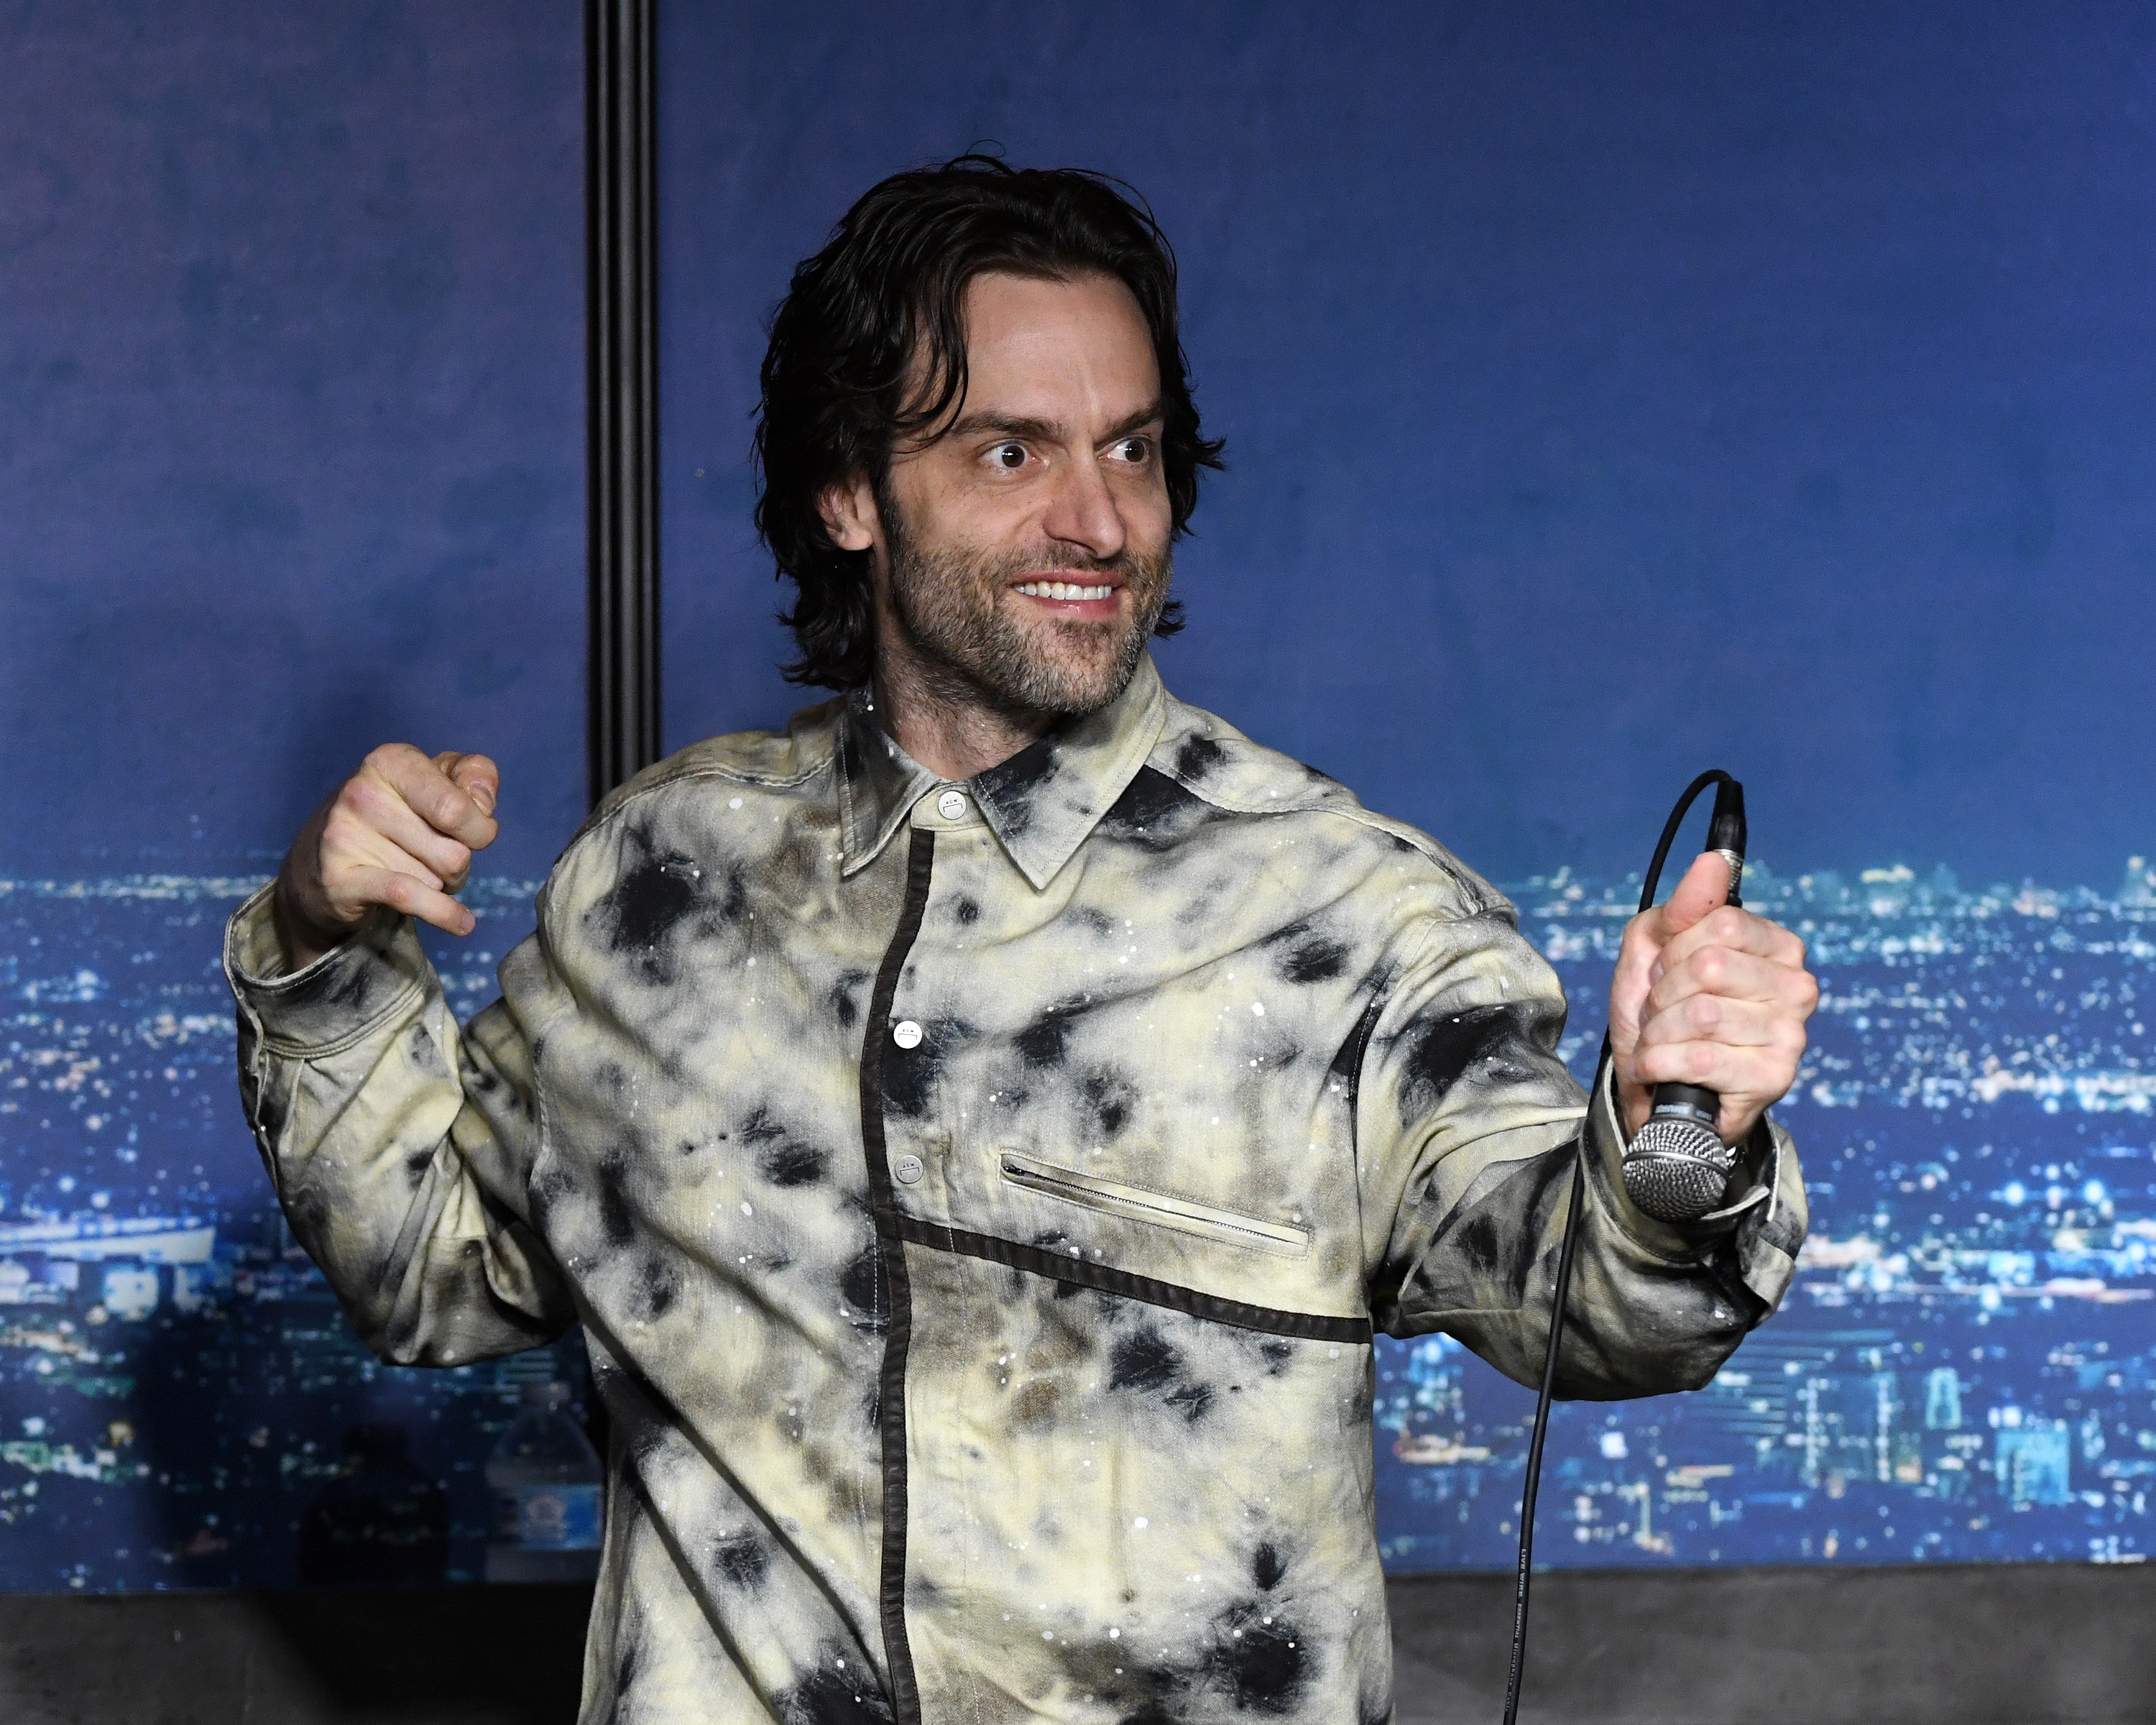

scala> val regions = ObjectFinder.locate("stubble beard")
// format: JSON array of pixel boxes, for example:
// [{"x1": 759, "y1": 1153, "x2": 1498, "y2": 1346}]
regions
[{"x1": 880, "y1": 494, "x2": 1173, "y2": 723}]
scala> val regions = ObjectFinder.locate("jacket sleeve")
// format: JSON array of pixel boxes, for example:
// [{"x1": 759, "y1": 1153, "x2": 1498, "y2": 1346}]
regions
[
  {"x1": 1358, "y1": 900, "x2": 1807, "y2": 1398},
  {"x1": 224, "y1": 884, "x2": 576, "y2": 1366}
]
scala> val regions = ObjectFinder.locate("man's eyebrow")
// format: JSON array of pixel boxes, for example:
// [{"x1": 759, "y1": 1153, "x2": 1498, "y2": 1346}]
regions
[
  {"x1": 1102, "y1": 400, "x2": 1166, "y2": 439},
  {"x1": 946, "y1": 411, "x2": 1062, "y2": 442},
  {"x1": 944, "y1": 400, "x2": 1166, "y2": 444}
]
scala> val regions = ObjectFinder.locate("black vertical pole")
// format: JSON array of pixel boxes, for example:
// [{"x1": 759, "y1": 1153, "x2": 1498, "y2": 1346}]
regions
[
  {"x1": 579, "y1": 0, "x2": 656, "y2": 1477},
  {"x1": 586, "y1": 0, "x2": 660, "y2": 807}
]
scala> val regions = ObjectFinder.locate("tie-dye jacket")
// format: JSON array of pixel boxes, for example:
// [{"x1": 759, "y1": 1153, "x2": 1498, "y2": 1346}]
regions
[{"x1": 225, "y1": 653, "x2": 1805, "y2": 1725}]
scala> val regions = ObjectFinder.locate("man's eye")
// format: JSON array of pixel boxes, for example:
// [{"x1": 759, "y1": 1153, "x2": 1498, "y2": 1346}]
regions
[
  {"x1": 989, "y1": 442, "x2": 1028, "y2": 471},
  {"x1": 1110, "y1": 438, "x2": 1152, "y2": 465}
]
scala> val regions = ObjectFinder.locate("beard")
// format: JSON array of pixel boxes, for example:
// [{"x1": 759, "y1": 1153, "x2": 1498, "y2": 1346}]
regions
[{"x1": 877, "y1": 487, "x2": 1173, "y2": 721}]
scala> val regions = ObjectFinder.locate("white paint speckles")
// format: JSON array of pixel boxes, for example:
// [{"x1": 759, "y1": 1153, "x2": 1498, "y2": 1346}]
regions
[
  {"x1": 1131, "y1": 1517, "x2": 1148, "y2": 1529},
  {"x1": 728, "y1": 797, "x2": 742, "y2": 809},
  {"x1": 740, "y1": 1202, "x2": 753, "y2": 1217},
  {"x1": 1250, "y1": 1001, "x2": 1266, "y2": 1017}
]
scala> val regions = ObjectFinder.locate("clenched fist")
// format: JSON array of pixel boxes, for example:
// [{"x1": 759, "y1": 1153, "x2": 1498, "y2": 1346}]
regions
[
  {"x1": 1608, "y1": 850, "x2": 1820, "y2": 1145},
  {"x1": 272, "y1": 745, "x2": 501, "y2": 971}
]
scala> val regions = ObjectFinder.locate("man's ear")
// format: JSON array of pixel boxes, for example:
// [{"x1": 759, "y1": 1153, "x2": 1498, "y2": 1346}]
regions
[{"x1": 819, "y1": 472, "x2": 880, "y2": 553}]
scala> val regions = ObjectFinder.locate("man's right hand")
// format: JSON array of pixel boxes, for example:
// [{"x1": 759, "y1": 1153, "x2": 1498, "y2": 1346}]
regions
[{"x1": 272, "y1": 745, "x2": 501, "y2": 971}]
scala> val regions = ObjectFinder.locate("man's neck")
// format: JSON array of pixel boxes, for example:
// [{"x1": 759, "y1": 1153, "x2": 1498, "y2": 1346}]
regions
[{"x1": 870, "y1": 654, "x2": 1055, "y2": 783}]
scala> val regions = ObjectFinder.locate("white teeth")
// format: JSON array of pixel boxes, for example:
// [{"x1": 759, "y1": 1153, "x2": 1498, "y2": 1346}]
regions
[{"x1": 1016, "y1": 581, "x2": 1112, "y2": 600}]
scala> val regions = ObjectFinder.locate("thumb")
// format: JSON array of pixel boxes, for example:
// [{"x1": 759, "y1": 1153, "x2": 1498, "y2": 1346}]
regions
[
  {"x1": 437, "y1": 752, "x2": 499, "y2": 819},
  {"x1": 1659, "y1": 849, "x2": 1736, "y2": 937}
]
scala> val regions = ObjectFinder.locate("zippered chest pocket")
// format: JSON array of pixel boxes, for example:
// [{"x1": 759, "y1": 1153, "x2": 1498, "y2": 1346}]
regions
[{"x1": 998, "y1": 1151, "x2": 1310, "y2": 1259}]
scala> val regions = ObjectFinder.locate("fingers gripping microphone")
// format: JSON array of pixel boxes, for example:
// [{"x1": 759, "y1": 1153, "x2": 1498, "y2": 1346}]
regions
[{"x1": 1620, "y1": 775, "x2": 1747, "y2": 1223}]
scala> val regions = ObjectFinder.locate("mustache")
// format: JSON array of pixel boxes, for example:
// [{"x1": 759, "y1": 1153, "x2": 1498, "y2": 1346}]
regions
[{"x1": 983, "y1": 543, "x2": 1168, "y2": 584}]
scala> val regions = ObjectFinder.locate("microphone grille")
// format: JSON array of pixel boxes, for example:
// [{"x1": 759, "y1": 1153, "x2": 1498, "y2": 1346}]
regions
[{"x1": 1623, "y1": 1116, "x2": 1739, "y2": 1223}]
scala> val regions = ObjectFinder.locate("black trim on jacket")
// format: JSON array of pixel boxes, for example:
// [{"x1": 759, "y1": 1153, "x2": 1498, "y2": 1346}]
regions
[
  {"x1": 891, "y1": 1213, "x2": 1373, "y2": 1346},
  {"x1": 859, "y1": 827, "x2": 936, "y2": 1725}
]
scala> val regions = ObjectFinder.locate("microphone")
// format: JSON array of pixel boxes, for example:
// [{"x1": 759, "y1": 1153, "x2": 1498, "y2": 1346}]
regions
[
  {"x1": 1619, "y1": 776, "x2": 1747, "y2": 1223},
  {"x1": 1505, "y1": 767, "x2": 1754, "y2": 1725}
]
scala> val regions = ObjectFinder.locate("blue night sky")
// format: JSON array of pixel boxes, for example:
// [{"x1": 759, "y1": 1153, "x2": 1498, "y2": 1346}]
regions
[
  {"x1": 0, "y1": 1, "x2": 584, "y2": 880},
  {"x1": 4, "y1": 2, "x2": 2154, "y2": 891},
  {"x1": 659, "y1": 1, "x2": 2156, "y2": 890}
]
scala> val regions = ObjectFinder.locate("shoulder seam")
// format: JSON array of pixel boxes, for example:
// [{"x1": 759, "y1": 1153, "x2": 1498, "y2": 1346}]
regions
[
  {"x1": 563, "y1": 736, "x2": 838, "y2": 858},
  {"x1": 1152, "y1": 762, "x2": 1501, "y2": 916}
]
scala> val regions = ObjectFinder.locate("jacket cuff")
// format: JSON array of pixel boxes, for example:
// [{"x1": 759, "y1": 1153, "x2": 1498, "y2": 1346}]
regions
[{"x1": 223, "y1": 883, "x2": 430, "y2": 1054}]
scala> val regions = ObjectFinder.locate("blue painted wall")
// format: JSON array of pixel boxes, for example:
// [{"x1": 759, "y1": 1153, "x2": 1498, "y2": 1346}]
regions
[
  {"x1": 659, "y1": 1, "x2": 2156, "y2": 891},
  {"x1": 1, "y1": 0, "x2": 585, "y2": 881},
  {"x1": 0, "y1": 1, "x2": 582, "y2": 1588}
]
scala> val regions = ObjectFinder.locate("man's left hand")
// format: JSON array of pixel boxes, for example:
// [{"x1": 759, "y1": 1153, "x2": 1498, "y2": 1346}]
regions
[{"x1": 1608, "y1": 850, "x2": 1820, "y2": 1143}]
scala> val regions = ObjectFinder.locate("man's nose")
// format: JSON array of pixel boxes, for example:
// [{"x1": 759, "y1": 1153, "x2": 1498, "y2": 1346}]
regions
[{"x1": 1040, "y1": 453, "x2": 1128, "y2": 561}]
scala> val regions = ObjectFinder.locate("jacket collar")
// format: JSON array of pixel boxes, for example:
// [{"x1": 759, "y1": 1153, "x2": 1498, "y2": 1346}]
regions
[{"x1": 837, "y1": 653, "x2": 1169, "y2": 890}]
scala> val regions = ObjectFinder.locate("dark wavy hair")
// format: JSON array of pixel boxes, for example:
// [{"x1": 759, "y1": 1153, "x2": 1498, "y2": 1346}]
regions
[{"x1": 753, "y1": 155, "x2": 1226, "y2": 690}]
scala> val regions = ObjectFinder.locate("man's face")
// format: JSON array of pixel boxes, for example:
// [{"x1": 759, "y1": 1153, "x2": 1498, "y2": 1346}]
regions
[{"x1": 837, "y1": 271, "x2": 1175, "y2": 718}]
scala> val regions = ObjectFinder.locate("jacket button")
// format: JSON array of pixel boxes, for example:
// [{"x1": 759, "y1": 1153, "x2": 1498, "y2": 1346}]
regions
[
  {"x1": 936, "y1": 789, "x2": 968, "y2": 822},
  {"x1": 893, "y1": 1153, "x2": 925, "y2": 1185},
  {"x1": 891, "y1": 1020, "x2": 923, "y2": 1049}
]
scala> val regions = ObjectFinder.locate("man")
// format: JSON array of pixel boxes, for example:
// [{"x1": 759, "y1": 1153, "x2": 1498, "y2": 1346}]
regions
[{"x1": 229, "y1": 158, "x2": 1815, "y2": 1724}]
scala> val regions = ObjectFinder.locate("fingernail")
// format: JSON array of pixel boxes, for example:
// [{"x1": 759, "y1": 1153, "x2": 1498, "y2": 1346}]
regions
[{"x1": 469, "y1": 785, "x2": 495, "y2": 816}]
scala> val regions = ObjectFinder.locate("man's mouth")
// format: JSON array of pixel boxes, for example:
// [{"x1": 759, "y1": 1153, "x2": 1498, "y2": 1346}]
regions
[{"x1": 1013, "y1": 580, "x2": 1118, "y2": 602}]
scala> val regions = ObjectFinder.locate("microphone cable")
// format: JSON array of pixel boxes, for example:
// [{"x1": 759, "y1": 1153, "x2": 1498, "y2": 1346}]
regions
[{"x1": 1501, "y1": 768, "x2": 1741, "y2": 1725}]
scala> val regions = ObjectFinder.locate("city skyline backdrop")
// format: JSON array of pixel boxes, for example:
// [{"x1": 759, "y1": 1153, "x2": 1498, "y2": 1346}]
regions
[
  {"x1": 9, "y1": 0, "x2": 2156, "y2": 1592},
  {"x1": 11, "y1": 852, "x2": 2156, "y2": 1586}
]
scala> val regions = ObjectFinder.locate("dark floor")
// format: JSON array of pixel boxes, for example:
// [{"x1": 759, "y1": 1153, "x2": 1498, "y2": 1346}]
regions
[
  {"x1": 1, "y1": 1563, "x2": 2151, "y2": 1723},
  {"x1": 1388, "y1": 1563, "x2": 2156, "y2": 1724}
]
